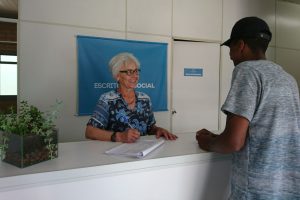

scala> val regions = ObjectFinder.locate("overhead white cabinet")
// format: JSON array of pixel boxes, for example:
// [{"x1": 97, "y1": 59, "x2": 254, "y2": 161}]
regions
[{"x1": 172, "y1": 0, "x2": 222, "y2": 41}]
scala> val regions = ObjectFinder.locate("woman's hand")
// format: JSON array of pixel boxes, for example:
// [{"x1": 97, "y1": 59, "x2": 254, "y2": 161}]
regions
[
  {"x1": 154, "y1": 126, "x2": 178, "y2": 140},
  {"x1": 118, "y1": 128, "x2": 140, "y2": 143}
]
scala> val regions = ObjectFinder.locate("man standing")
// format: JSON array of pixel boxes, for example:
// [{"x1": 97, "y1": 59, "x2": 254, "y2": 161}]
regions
[{"x1": 196, "y1": 16, "x2": 300, "y2": 199}]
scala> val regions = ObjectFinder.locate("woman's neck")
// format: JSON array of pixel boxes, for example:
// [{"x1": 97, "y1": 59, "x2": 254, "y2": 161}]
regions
[
  {"x1": 118, "y1": 87, "x2": 135, "y2": 98},
  {"x1": 118, "y1": 87, "x2": 136, "y2": 109}
]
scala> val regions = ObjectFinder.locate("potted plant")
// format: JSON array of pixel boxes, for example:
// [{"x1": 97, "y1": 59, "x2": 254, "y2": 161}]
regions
[{"x1": 0, "y1": 100, "x2": 62, "y2": 168}]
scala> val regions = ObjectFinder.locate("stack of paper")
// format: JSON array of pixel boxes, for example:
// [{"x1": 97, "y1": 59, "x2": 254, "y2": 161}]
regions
[{"x1": 105, "y1": 139, "x2": 165, "y2": 158}]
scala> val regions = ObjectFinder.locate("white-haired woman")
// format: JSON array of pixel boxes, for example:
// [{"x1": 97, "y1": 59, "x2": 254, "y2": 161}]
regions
[{"x1": 85, "y1": 52, "x2": 177, "y2": 143}]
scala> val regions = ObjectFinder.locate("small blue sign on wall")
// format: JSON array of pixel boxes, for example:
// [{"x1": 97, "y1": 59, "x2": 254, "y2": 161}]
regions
[{"x1": 184, "y1": 68, "x2": 203, "y2": 77}]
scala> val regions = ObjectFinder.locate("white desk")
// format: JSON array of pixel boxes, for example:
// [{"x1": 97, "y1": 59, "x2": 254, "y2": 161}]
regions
[{"x1": 0, "y1": 133, "x2": 231, "y2": 200}]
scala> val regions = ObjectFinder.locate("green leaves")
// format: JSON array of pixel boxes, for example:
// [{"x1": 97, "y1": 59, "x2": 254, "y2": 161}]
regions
[
  {"x1": 0, "y1": 100, "x2": 62, "y2": 136},
  {"x1": 0, "y1": 101, "x2": 62, "y2": 162}
]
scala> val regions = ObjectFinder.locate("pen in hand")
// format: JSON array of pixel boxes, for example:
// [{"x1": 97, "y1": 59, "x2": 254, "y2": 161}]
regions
[
  {"x1": 127, "y1": 122, "x2": 134, "y2": 129},
  {"x1": 124, "y1": 122, "x2": 140, "y2": 143}
]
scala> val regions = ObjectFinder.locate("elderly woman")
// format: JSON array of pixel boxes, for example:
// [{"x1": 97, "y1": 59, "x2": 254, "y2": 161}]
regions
[{"x1": 85, "y1": 52, "x2": 177, "y2": 143}]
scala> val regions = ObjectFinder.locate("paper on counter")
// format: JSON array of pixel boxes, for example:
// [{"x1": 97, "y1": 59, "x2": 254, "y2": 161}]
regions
[{"x1": 105, "y1": 139, "x2": 165, "y2": 158}]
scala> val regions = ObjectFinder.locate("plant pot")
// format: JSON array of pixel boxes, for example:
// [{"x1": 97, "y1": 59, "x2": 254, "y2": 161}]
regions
[{"x1": 0, "y1": 129, "x2": 58, "y2": 168}]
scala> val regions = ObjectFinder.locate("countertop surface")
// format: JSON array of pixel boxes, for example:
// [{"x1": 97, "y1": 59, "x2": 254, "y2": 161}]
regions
[{"x1": 0, "y1": 132, "x2": 231, "y2": 192}]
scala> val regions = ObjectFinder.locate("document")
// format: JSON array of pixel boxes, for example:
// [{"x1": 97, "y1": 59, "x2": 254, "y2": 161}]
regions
[{"x1": 105, "y1": 139, "x2": 165, "y2": 158}]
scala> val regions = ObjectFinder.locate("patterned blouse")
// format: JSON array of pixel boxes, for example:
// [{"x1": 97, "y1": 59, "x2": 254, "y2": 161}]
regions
[{"x1": 87, "y1": 90, "x2": 156, "y2": 136}]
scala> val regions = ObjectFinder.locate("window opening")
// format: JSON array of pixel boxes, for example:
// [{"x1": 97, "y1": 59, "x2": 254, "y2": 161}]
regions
[{"x1": 0, "y1": 54, "x2": 17, "y2": 95}]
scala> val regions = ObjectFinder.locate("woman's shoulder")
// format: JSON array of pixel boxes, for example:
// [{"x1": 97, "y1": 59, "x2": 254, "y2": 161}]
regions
[
  {"x1": 99, "y1": 90, "x2": 120, "y2": 102},
  {"x1": 136, "y1": 91, "x2": 151, "y2": 101}
]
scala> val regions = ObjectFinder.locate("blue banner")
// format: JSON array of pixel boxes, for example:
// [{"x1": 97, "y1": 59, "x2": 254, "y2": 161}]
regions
[{"x1": 77, "y1": 36, "x2": 168, "y2": 115}]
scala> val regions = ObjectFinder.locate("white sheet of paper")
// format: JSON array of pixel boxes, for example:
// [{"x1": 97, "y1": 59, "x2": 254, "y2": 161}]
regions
[{"x1": 105, "y1": 139, "x2": 165, "y2": 158}]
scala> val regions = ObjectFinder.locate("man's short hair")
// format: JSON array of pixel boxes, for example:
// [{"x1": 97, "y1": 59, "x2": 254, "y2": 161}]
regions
[{"x1": 243, "y1": 38, "x2": 269, "y2": 53}]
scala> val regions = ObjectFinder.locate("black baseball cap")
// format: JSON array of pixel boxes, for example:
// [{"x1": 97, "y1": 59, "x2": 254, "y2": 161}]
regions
[{"x1": 221, "y1": 16, "x2": 272, "y2": 46}]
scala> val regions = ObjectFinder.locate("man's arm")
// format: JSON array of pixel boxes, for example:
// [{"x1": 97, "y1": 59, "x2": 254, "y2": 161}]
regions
[{"x1": 196, "y1": 113, "x2": 249, "y2": 153}]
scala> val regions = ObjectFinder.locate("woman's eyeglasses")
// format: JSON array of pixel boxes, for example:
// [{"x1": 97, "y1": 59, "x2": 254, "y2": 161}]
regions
[{"x1": 119, "y1": 69, "x2": 141, "y2": 76}]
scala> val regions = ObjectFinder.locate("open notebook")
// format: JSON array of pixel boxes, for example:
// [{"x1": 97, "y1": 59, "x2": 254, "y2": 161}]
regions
[{"x1": 105, "y1": 139, "x2": 165, "y2": 158}]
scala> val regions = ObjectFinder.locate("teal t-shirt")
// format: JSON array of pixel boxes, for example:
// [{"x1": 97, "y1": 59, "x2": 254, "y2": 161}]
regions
[{"x1": 222, "y1": 60, "x2": 300, "y2": 199}]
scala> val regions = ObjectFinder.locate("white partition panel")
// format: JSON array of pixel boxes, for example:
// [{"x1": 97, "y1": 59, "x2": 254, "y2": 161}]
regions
[
  {"x1": 173, "y1": 0, "x2": 222, "y2": 41},
  {"x1": 266, "y1": 47, "x2": 276, "y2": 62},
  {"x1": 18, "y1": 21, "x2": 125, "y2": 142},
  {"x1": 172, "y1": 41, "x2": 219, "y2": 133},
  {"x1": 223, "y1": 0, "x2": 276, "y2": 46},
  {"x1": 127, "y1": 0, "x2": 172, "y2": 36},
  {"x1": 19, "y1": 0, "x2": 126, "y2": 31},
  {"x1": 276, "y1": 1, "x2": 300, "y2": 50},
  {"x1": 276, "y1": 48, "x2": 300, "y2": 87}
]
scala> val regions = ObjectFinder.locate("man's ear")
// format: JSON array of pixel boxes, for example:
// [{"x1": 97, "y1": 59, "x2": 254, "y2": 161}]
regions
[{"x1": 238, "y1": 39, "x2": 246, "y2": 52}]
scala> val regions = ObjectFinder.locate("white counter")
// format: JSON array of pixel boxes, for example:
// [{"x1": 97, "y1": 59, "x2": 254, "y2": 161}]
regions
[{"x1": 0, "y1": 133, "x2": 231, "y2": 200}]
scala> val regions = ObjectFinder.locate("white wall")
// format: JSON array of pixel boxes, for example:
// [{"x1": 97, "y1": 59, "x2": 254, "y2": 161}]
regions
[
  {"x1": 172, "y1": 0, "x2": 222, "y2": 42},
  {"x1": 275, "y1": 0, "x2": 300, "y2": 87},
  {"x1": 18, "y1": 0, "x2": 300, "y2": 141},
  {"x1": 18, "y1": 0, "x2": 174, "y2": 142},
  {"x1": 19, "y1": 0, "x2": 223, "y2": 142}
]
